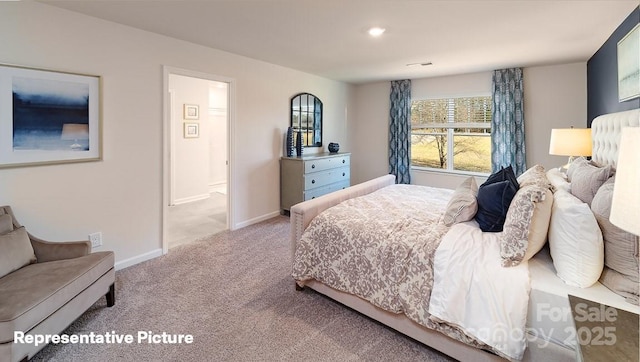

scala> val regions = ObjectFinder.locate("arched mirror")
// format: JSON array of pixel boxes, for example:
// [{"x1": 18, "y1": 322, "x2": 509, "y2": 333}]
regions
[{"x1": 291, "y1": 93, "x2": 322, "y2": 147}]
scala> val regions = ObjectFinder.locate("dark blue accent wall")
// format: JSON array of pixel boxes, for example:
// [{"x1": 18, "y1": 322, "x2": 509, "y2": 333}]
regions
[{"x1": 587, "y1": 7, "x2": 639, "y2": 126}]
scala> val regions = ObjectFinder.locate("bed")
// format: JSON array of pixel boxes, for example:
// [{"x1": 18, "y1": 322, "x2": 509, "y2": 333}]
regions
[{"x1": 290, "y1": 109, "x2": 639, "y2": 361}]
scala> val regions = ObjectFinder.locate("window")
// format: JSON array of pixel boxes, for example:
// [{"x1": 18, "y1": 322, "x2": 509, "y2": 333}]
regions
[{"x1": 411, "y1": 96, "x2": 492, "y2": 174}]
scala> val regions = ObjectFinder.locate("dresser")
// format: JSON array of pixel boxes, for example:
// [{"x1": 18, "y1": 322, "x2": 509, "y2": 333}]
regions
[{"x1": 280, "y1": 152, "x2": 351, "y2": 212}]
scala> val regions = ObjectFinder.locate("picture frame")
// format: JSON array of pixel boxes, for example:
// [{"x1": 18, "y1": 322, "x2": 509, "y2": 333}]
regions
[
  {"x1": 617, "y1": 23, "x2": 640, "y2": 102},
  {"x1": 183, "y1": 122, "x2": 199, "y2": 138},
  {"x1": 183, "y1": 104, "x2": 199, "y2": 120},
  {"x1": 0, "y1": 64, "x2": 101, "y2": 169}
]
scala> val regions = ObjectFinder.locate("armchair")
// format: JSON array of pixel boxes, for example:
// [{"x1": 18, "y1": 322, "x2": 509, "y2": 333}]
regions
[{"x1": 0, "y1": 206, "x2": 115, "y2": 362}]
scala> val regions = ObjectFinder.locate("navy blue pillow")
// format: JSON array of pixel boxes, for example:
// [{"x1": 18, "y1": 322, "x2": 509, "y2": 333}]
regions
[
  {"x1": 475, "y1": 166, "x2": 520, "y2": 232},
  {"x1": 484, "y1": 165, "x2": 519, "y2": 188}
]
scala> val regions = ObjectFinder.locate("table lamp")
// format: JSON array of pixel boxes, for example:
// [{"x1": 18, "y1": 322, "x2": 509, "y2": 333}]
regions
[
  {"x1": 610, "y1": 127, "x2": 639, "y2": 236},
  {"x1": 548, "y1": 127, "x2": 592, "y2": 169}
]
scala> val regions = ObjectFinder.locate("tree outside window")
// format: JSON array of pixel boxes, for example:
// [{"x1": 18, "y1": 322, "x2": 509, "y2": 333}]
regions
[{"x1": 411, "y1": 97, "x2": 491, "y2": 174}]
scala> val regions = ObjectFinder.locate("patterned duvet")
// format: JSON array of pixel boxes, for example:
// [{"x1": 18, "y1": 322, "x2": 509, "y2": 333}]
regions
[{"x1": 291, "y1": 184, "x2": 488, "y2": 353}]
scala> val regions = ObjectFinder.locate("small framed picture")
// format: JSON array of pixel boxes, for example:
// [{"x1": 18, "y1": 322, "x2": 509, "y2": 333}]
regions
[
  {"x1": 183, "y1": 104, "x2": 199, "y2": 120},
  {"x1": 183, "y1": 122, "x2": 199, "y2": 138}
]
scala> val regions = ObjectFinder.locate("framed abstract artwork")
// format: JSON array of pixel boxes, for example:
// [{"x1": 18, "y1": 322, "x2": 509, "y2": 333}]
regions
[
  {"x1": 0, "y1": 64, "x2": 101, "y2": 168},
  {"x1": 618, "y1": 23, "x2": 640, "y2": 102}
]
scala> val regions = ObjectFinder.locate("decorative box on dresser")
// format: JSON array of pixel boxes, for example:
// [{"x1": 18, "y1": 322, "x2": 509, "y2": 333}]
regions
[{"x1": 280, "y1": 152, "x2": 351, "y2": 213}]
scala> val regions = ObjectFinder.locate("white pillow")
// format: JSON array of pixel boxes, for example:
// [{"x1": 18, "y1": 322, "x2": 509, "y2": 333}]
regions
[
  {"x1": 548, "y1": 190, "x2": 604, "y2": 288},
  {"x1": 546, "y1": 168, "x2": 570, "y2": 193}
]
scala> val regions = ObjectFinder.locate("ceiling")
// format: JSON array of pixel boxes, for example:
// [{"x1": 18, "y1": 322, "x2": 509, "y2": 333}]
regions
[{"x1": 39, "y1": 1, "x2": 638, "y2": 84}]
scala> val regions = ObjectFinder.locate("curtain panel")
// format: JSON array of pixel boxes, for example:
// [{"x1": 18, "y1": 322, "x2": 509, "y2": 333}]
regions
[
  {"x1": 389, "y1": 79, "x2": 412, "y2": 184},
  {"x1": 491, "y1": 68, "x2": 527, "y2": 176}
]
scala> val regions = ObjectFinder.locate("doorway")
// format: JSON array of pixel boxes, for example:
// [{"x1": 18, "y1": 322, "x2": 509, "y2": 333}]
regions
[{"x1": 162, "y1": 66, "x2": 235, "y2": 254}]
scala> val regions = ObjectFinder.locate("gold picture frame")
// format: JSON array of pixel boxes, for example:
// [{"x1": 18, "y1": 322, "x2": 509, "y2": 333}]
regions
[
  {"x1": 183, "y1": 104, "x2": 199, "y2": 120},
  {"x1": 183, "y1": 122, "x2": 199, "y2": 138}
]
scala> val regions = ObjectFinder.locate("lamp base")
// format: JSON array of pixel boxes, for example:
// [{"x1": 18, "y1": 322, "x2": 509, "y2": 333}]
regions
[{"x1": 557, "y1": 156, "x2": 577, "y2": 172}]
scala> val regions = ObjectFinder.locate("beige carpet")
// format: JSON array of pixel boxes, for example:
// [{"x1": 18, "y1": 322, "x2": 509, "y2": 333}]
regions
[
  {"x1": 32, "y1": 216, "x2": 456, "y2": 362},
  {"x1": 167, "y1": 193, "x2": 227, "y2": 249}
]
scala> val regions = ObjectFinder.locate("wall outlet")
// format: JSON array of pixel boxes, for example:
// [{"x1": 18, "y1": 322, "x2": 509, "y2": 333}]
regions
[{"x1": 89, "y1": 232, "x2": 102, "y2": 248}]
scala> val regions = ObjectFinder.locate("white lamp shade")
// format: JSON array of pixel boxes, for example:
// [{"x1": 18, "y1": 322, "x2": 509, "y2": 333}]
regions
[
  {"x1": 610, "y1": 127, "x2": 640, "y2": 236},
  {"x1": 549, "y1": 128, "x2": 592, "y2": 156}
]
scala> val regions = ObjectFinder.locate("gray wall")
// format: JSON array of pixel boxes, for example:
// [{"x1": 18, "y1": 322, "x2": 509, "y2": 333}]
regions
[{"x1": 587, "y1": 7, "x2": 640, "y2": 125}]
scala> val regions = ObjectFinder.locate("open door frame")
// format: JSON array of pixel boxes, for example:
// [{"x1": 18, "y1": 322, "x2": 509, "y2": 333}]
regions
[{"x1": 162, "y1": 66, "x2": 236, "y2": 255}]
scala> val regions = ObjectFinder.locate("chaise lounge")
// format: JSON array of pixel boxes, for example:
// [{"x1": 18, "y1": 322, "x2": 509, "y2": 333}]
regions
[{"x1": 0, "y1": 206, "x2": 115, "y2": 362}]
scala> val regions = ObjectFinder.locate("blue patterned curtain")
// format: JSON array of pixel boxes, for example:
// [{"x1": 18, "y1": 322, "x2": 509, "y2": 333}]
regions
[
  {"x1": 491, "y1": 68, "x2": 527, "y2": 176},
  {"x1": 389, "y1": 80, "x2": 412, "y2": 184}
]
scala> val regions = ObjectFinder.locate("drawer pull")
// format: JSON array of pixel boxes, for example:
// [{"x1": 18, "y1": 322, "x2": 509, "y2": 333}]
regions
[
  {"x1": 312, "y1": 180, "x2": 316, "y2": 184},
  {"x1": 311, "y1": 164, "x2": 316, "y2": 169},
  {"x1": 342, "y1": 172, "x2": 346, "y2": 177},
  {"x1": 342, "y1": 159, "x2": 345, "y2": 163}
]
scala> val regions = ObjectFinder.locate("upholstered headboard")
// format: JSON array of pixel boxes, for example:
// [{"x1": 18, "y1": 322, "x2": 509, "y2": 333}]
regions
[{"x1": 591, "y1": 109, "x2": 640, "y2": 167}]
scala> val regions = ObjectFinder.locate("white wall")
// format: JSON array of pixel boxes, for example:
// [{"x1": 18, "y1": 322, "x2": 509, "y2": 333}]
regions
[
  {"x1": 208, "y1": 83, "x2": 228, "y2": 188},
  {"x1": 170, "y1": 74, "x2": 211, "y2": 204},
  {"x1": 351, "y1": 63, "x2": 587, "y2": 189},
  {"x1": 0, "y1": 2, "x2": 353, "y2": 267}
]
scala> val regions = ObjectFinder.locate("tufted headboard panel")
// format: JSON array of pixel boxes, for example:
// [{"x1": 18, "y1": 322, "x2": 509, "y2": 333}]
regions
[{"x1": 591, "y1": 109, "x2": 639, "y2": 168}]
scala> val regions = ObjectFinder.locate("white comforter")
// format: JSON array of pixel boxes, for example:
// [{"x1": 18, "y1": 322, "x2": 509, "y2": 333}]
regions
[{"x1": 429, "y1": 221, "x2": 531, "y2": 360}]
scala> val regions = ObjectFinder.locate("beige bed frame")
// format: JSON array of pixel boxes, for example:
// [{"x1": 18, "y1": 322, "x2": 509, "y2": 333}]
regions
[
  {"x1": 290, "y1": 108, "x2": 639, "y2": 362},
  {"x1": 290, "y1": 175, "x2": 571, "y2": 361}
]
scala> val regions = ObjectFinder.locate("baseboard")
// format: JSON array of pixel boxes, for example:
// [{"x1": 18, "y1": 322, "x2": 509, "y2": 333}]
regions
[
  {"x1": 233, "y1": 210, "x2": 281, "y2": 230},
  {"x1": 115, "y1": 211, "x2": 280, "y2": 269},
  {"x1": 209, "y1": 183, "x2": 227, "y2": 195},
  {"x1": 172, "y1": 193, "x2": 210, "y2": 205},
  {"x1": 115, "y1": 248, "x2": 163, "y2": 270}
]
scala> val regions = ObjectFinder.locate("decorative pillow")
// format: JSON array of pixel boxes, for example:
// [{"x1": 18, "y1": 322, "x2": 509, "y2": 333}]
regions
[
  {"x1": 517, "y1": 164, "x2": 551, "y2": 189},
  {"x1": 443, "y1": 177, "x2": 478, "y2": 226},
  {"x1": 501, "y1": 185, "x2": 553, "y2": 267},
  {"x1": 566, "y1": 157, "x2": 612, "y2": 205},
  {"x1": 0, "y1": 226, "x2": 37, "y2": 278},
  {"x1": 566, "y1": 156, "x2": 589, "y2": 181},
  {"x1": 548, "y1": 190, "x2": 604, "y2": 288},
  {"x1": 475, "y1": 166, "x2": 519, "y2": 232},
  {"x1": 0, "y1": 213, "x2": 13, "y2": 234},
  {"x1": 546, "y1": 168, "x2": 570, "y2": 193},
  {"x1": 591, "y1": 177, "x2": 639, "y2": 283},
  {"x1": 600, "y1": 267, "x2": 639, "y2": 305}
]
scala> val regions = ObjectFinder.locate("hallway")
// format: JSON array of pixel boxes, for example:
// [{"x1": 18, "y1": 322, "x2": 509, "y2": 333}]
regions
[{"x1": 167, "y1": 190, "x2": 227, "y2": 249}]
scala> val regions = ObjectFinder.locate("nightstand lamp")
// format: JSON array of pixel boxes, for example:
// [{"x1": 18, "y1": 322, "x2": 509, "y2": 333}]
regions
[
  {"x1": 548, "y1": 127, "x2": 592, "y2": 170},
  {"x1": 610, "y1": 127, "x2": 640, "y2": 236}
]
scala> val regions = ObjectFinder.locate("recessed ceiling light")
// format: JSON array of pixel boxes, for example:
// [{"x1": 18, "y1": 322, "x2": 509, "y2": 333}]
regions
[{"x1": 368, "y1": 27, "x2": 386, "y2": 37}]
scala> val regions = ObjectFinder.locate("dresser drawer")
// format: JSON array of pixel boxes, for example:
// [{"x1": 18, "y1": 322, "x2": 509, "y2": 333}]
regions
[
  {"x1": 304, "y1": 167, "x2": 350, "y2": 190},
  {"x1": 280, "y1": 152, "x2": 351, "y2": 212},
  {"x1": 304, "y1": 180, "x2": 350, "y2": 201},
  {"x1": 304, "y1": 155, "x2": 350, "y2": 174}
]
